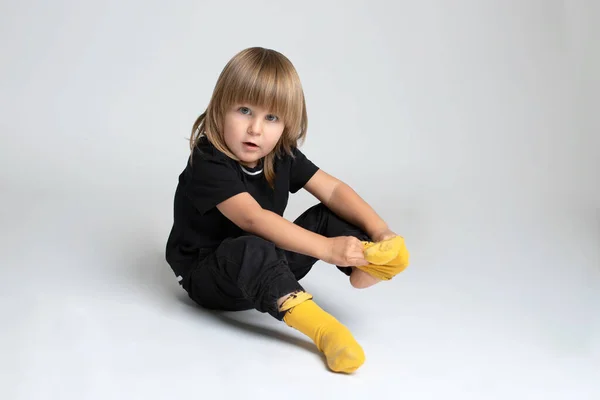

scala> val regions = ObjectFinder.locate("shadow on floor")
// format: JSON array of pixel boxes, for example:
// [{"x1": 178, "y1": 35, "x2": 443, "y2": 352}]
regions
[
  {"x1": 132, "y1": 248, "x2": 327, "y2": 368},
  {"x1": 178, "y1": 296, "x2": 323, "y2": 359}
]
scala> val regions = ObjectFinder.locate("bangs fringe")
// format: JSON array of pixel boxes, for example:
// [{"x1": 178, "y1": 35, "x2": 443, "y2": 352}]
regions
[{"x1": 221, "y1": 53, "x2": 298, "y2": 128}]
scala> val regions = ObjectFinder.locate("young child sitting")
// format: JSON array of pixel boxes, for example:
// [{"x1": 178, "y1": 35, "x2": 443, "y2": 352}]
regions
[{"x1": 166, "y1": 47, "x2": 409, "y2": 374}]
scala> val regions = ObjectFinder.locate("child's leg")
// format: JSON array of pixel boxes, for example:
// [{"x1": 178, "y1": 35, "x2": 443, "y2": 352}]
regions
[
  {"x1": 182, "y1": 234, "x2": 365, "y2": 373},
  {"x1": 279, "y1": 292, "x2": 365, "y2": 373},
  {"x1": 182, "y1": 235, "x2": 303, "y2": 320},
  {"x1": 284, "y1": 203, "x2": 371, "y2": 279},
  {"x1": 271, "y1": 203, "x2": 369, "y2": 372},
  {"x1": 286, "y1": 203, "x2": 408, "y2": 284}
]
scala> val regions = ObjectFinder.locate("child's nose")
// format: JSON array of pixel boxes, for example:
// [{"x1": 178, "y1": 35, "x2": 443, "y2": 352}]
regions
[{"x1": 248, "y1": 118, "x2": 263, "y2": 135}]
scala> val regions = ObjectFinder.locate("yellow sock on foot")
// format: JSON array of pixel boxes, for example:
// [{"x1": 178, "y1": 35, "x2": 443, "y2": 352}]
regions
[
  {"x1": 280, "y1": 295, "x2": 365, "y2": 373},
  {"x1": 357, "y1": 236, "x2": 410, "y2": 280},
  {"x1": 362, "y1": 237, "x2": 400, "y2": 264}
]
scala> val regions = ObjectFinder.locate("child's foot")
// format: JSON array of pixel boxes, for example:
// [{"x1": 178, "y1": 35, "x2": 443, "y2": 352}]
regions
[
  {"x1": 362, "y1": 236, "x2": 401, "y2": 264},
  {"x1": 280, "y1": 294, "x2": 365, "y2": 373},
  {"x1": 357, "y1": 236, "x2": 410, "y2": 280}
]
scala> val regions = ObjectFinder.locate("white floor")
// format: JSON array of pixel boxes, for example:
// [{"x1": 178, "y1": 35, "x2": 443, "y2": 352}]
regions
[{"x1": 1, "y1": 186, "x2": 598, "y2": 399}]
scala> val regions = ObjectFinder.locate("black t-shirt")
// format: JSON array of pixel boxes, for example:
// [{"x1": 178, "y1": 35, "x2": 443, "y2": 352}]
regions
[{"x1": 165, "y1": 136, "x2": 319, "y2": 279}]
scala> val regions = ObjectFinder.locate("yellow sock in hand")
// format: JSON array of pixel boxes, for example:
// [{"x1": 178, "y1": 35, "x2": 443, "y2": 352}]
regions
[
  {"x1": 356, "y1": 236, "x2": 410, "y2": 280},
  {"x1": 280, "y1": 292, "x2": 365, "y2": 373}
]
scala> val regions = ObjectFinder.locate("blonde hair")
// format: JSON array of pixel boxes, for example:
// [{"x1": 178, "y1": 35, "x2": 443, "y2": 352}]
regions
[{"x1": 190, "y1": 47, "x2": 308, "y2": 188}]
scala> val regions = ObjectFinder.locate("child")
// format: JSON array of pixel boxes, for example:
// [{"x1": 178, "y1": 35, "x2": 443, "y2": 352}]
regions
[{"x1": 165, "y1": 47, "x2": 409, "y2": 374}]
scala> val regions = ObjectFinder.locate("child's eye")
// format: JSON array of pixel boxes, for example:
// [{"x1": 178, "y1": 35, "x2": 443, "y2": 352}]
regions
[
  {"x1": 266, "y1": 114, "x2": 279, "y2": 122},
  {"x1": 239, "y1": 107, "x2": 251, "y2": 115}
]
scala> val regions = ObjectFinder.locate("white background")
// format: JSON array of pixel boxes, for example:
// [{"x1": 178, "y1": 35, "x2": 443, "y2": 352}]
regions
[{"x1": 1, "y1": 1, "x2": 598, "y2": 399}]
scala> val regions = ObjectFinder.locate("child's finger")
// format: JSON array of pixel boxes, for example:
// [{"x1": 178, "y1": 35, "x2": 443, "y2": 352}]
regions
[{"x1": 351, "y1": 257, "x2": 369, "y2": 267}]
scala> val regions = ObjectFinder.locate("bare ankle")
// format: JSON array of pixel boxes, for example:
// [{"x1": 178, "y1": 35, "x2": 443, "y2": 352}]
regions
[
  {"x1": 277, "y1": 290, "x2": 303, "y2": 308},
  {"x1": 277, "y1": 293, "x2": 294, "y2": 308}
]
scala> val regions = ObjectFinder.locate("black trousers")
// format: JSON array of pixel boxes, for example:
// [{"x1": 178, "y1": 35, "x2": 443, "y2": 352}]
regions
[{"x1": 180, "y1": 203, "x2": 370, "y2": 320}]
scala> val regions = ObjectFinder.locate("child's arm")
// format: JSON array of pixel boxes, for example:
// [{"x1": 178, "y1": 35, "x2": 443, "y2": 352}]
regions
[
  {"x1": 216, "y1": 192, "x2": 369, "y2": 267},
  {"x1": 303, "y1": 170, "x2": 396, "y2": 242},
  {"x1": 304, "y1": 170, "x2": 399, "y2": 288}
]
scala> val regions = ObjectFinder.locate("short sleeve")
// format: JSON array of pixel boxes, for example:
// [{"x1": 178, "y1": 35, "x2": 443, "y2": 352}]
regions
[
  {"x1": 183, "y1": 147, "x2": 247, "y2": 215},
  {"x1": 289, "y1": 147, "x2": 319, "y2": 193}
]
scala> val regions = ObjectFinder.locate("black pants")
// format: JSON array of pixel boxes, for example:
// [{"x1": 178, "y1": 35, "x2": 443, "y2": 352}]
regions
[{"x1": 181, "y1": 203, "x2": 370, "y2": 320}]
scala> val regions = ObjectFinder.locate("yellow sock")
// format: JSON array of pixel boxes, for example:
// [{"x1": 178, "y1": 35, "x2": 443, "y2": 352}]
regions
[
  {"x1": 356, "y1": 236, "x2": 410, "y2": 280},
  {"x1": 280, "y1": 293, "x2": 365, "y2": 373}
]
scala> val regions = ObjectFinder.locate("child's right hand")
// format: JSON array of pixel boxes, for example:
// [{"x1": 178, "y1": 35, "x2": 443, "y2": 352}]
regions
[{"x1": 324, "y1": 236, "x2": 369, "y2": 267}]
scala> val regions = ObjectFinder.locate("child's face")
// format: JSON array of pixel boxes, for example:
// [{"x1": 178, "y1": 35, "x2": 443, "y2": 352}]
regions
[{"x1": 223, "y1": 103, "x2": 285, "y2": 168}]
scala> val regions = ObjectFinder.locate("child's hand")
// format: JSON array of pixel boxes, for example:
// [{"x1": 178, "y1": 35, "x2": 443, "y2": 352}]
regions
[
  {"x1": 324, "y1": 236, "x2": 369, "y2": 267},
  {"x1": 371, "y1": 228, "x2": 397, "y2": 243}
]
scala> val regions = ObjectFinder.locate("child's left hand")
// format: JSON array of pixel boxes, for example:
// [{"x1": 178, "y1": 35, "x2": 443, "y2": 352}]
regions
[{"x1": 370, "y1": 228, "x2": 397, "y2": 243}]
